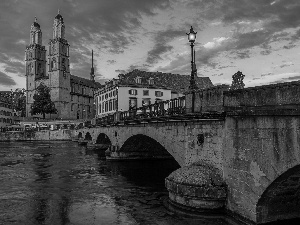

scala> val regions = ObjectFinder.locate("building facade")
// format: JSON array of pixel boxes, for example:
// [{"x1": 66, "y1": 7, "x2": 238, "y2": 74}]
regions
[
  {"x1": 0, "y1": 92, "x2": 13, "y2": 130},
  {"x1": 25, "y1": 14, "x2": 101, "y2": 120},
  {"x1": 94, "y1": 70, "x2": 213, "y2": 118},
  {"x1": 95, "y1": 79, "x2": 172, "y2": 118}
]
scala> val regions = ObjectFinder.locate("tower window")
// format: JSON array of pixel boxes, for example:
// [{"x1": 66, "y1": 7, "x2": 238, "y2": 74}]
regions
[{"x1": 51, "y1": 58, "x2": 56, "y2": 70}]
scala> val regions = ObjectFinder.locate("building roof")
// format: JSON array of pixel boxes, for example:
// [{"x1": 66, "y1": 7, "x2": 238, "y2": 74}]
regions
[
  {"x1": 70, "y1": 75, "x2": 102, "y2": 88},
  {"x1": 118, "y1": 69, "x2": 213, "y2": 93}
]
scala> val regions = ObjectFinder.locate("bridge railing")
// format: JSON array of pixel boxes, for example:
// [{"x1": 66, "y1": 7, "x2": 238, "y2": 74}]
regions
[
  {"x1": 94, "y1": 96, "x2": 186, "y2": 126},
  {"x1": 119, "y1": 96, "x2": 186, "y2": 121}
]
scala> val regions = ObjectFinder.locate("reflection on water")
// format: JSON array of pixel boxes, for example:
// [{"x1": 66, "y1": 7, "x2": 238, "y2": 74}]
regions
[{"x1": 0, "y1": 141, "x2": 295, "y2": 225}]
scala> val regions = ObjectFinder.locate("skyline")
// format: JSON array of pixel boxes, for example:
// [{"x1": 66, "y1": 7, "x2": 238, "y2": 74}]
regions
[{"x1": 1, "y1": 0, "x2": 300, "y2": 91}]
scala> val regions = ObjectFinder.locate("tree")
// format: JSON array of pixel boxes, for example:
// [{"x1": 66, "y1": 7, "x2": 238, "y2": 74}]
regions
[
  {"x1": 30, "y1": 83, "x2": 57, "y2": 119},
  {"x1": 11, "y1": 88, "x2": 26, "y2": 117}
]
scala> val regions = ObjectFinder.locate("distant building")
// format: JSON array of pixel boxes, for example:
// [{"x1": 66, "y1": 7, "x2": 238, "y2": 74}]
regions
[
  {"x1": 119, "y1": 69, "x2": 213, "y2": 94},
  {"x1": 25, "y1": 13, "x2": 102, "y2": 120},
  {"x1": 94, "y1": 70, "x2": 213, "y2": 118},
  {"x1": 0, "y1": 91, "x2": 13, "y2": 130}
]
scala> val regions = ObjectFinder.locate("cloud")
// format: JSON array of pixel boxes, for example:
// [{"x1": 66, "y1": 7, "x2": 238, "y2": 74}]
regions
[
  {"x1": 146, "y1": 28, "x2": 183, "y2": 64},
  {"x1": 0, "y1": 0, "x2": 171, "y2": 81},
  {"x1": 280, "y1": 61, "x2": 294, "y2": 68},
  {"x1": 234, "y1": 50, "x2": 251, "y2": 59},
  {"x1": 0, "y1": 71, "x2": 17, "y2": 86},
  {"x1": 247, "y1": 72, "x2": 300, "y2": 87},
  {"x1": 203, "y1": 37, "x2": 230, "y2": 49},
  {"x1": 115, "y1": 69, "x2": 126, "y2": 74},
  {"x1": 107, "y1": 60, "x2": 116, "y2": 64}
]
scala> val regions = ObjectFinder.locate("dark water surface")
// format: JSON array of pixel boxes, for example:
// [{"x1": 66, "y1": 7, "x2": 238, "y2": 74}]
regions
[{"x1": 0, "y1": 141, "x2": 230, "y2": 225}]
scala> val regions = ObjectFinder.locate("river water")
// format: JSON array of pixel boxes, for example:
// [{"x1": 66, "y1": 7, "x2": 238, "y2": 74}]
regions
[{"x1": 0, "y1": 141, "x2": 292, "y2": 225}]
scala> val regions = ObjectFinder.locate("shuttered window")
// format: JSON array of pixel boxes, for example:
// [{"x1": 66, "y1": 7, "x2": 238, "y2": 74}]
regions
[{"x1": 129, "y1": 89, "x2": 138, "y2": 95}]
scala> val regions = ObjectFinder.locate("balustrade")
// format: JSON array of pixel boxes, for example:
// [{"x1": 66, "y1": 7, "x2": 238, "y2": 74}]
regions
[{"x1": 95, "y1": 96, "x2": 186, "y2": 126}]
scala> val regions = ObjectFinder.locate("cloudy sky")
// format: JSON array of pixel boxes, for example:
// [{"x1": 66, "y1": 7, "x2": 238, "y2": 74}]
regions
[{"x1": 1, "y1": 0, "x2": 300, "y2": 91}]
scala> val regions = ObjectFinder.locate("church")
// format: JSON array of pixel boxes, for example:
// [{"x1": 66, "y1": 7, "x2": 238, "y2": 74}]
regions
[{"x1": 25, "y1": 12, "x2": 101, "y2": 120}]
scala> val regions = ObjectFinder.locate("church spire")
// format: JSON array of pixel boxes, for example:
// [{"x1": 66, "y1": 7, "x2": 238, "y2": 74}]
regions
[
  {"x1": 53, "y1": 11, "x2": 65, "y2": 39},
  {"x1": 90, "y1": 50, "x2": 95, "y2": 82},
  {"x1": 30, "y1": 16, "x2": 42, "y2": 45}
]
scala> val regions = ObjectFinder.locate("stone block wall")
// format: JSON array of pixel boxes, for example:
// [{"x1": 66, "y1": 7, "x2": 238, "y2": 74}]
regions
[
  {"x1": 185, "y1": 85, "x2": 230, "y2": 113},
  {"x1": 224, "y1": 80, "x2": 300, "y2": 108},
  {"x1": 223, "y1": 115, "x2": 300, "y2": 222},
  {"x1": 0, "y1": 129, "x2": 74, "y2": 142},
  {"x1": 76, "y1": 120, "x2": 225, "y2": 170}
]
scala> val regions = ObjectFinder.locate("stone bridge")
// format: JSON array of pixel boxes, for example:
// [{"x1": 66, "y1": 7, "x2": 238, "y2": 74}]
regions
[{"x1": 75, "y1": 80, "x2": 300, "y2": 224}]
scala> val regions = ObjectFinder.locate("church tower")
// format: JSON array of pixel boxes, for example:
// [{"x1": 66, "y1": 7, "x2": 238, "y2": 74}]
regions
[
  {"x1": 90, "y1": 50, "x2": 95, "y2": 82},
  {"x1": 25, "y1": 17, "x2": 47, "y2": 117},
  {"x1": 48, "y1": 10, "x2": 71, "y2": 118}
]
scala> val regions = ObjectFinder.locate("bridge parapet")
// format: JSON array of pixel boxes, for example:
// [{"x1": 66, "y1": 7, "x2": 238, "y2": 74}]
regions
[
  {"x1": 224, "y1": 80, "x2": 300, "y2": 114},
  {"x1": 185, "y1": 84, "x2": 230, "y2": 113}
]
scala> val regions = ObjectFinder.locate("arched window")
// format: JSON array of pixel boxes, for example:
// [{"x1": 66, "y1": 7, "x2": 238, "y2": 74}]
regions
[
  {"x1": 109, "y1": 101, "x2": 112, "y2": 111},
  {"x1": 51, "y1": 58, "x2": 56, "y2": 70}
]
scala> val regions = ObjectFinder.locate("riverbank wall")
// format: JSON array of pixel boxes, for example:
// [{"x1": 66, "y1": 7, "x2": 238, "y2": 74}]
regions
[{"x1": 0, "y1": 129, "x2": 75, "y2": 142}]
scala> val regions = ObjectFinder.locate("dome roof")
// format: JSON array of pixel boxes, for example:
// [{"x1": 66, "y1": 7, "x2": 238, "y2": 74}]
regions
[
  {"x1": 32, "y1": 22, "x2": 40, "y2": 28},
  {"x1": 55, "y1": 13, "x2": 63, "y2": 21},
  {"x1": 31, "y1": 17, "x2": 40, "y2": 29}
]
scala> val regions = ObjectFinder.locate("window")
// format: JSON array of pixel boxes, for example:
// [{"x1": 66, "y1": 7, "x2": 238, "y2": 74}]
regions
[
  {"x1": 129, "y1": 89, "x2": 137, "y2": 95},
  {"x1": 109, "y1": 101, "x2": 112, "y2": 111},
  {"x1": 114, "y1": 99, "x2": 118, "y2": 110},
  {"x1": 71, "y1": 95, "x2": 74, "y2": 101},
  {"x1": 71, "y1": 103, "x2": 74, "y2": 111},
  {"x1": 112, "y1": 99, "x2": 115, "y2": 110},
  {"x1": 51, "y1": 58, "x2": 56, "y2": 70},
  {"x1": 148, "y1": 78, "x2": 154, "y2": 85},
  {"x1": 142, "y1": 98, "x2": 151, "y2": 106},
  {"x1": 105, "y1": 101, "x2": 108, "y2": 112},
  {"x1": 129, "y1": 98, "x2": 137, "y2": 110},
  {"x1": 155, "y1": 91, "x2": 163, "y2": 97},
  {"x1": 135, "y1": 77, "x2": 142, "y2": 84},
  {"x1": 143, "y1": 90, "x2": 149, "y2": 96}
]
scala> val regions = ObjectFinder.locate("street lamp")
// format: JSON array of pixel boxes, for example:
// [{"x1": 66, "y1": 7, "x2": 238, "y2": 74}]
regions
[{"x1": 186, "y1": 26, "x2": 198, "y2": 113}]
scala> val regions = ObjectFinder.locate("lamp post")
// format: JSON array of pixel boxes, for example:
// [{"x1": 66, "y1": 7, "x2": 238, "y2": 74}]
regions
[{"x1": 186, "y1": 26, "x2": 198, "y2": 113}]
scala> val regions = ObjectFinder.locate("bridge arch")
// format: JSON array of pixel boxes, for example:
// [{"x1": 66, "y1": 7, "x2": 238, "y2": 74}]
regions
[
  {"x1": 117, "y1": 134, "x2": 177, "y2": 161},
  {"x1": 84, "y1": 132, "x2": 92, "y2": 141},
  {"x1": 95, "y1": 133, "x2": 111, "y2": 145},
  {"x1": 77, "y1": 132, "x2": 83, "y2": 139},
  {"x1": 256, "y1": 165, "x2": 300, "y2": 224}
]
